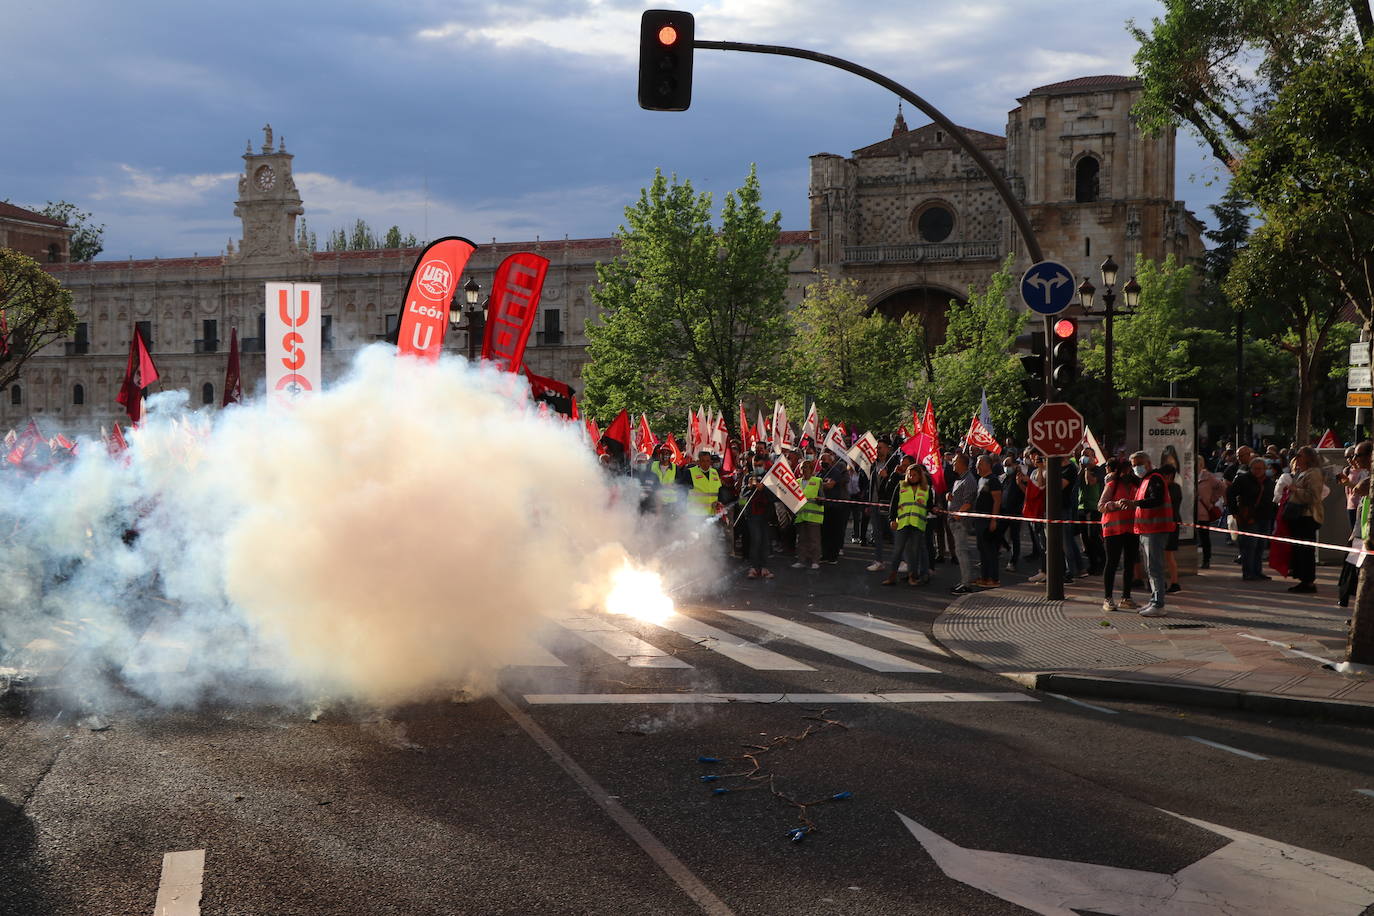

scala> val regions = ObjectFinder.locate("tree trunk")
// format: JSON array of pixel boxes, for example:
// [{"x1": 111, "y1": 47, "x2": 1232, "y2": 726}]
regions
[
  {"x1": 1350, "y1": 563, "x2": 1374, "y2": 664},
  {"x1": 1295, "y1": 355, "x2": 1315, "y2": 446}
]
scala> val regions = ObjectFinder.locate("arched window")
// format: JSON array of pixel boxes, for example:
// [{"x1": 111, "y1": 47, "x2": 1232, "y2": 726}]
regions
[
  {"x1": 73, "y1": 384, "x2": 85, "y2": 405},
  {"x1": 1075, "y1": 156, "x2": 1101, "y2": 203},
  {"x1": 202, "y1": 382, "x2": 215, "y2": 406},
  {"x1": 9, "y1": 385, "x2": 21, "y2": 406}
]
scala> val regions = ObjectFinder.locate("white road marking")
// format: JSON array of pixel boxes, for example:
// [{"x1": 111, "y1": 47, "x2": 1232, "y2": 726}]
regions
[
  {"x1": 1357, "y1": 789, "x2": 1374, "y2": 799},
  {"x1": 1045, "y1": 692, "x2": 1119, "y2": 715},
  {"x1": 812, "y1": 612, "x2": 948, "y2": 656},
  {"x1": 719, "y1": 610, "x2": 939, "y2": 673},
  {"x1": 1236, "y1": 632, "x2": 1338, "y2": 666},
  {"x1": 522, "y1": 692, "x2": 1036, "y2": 705},
  {"x1": 544, "y1": 611, "x2": 691, "y2": 668},
  {"x1": 897, "y1": 808, "x2": 1374, "y2": 915},
  {"x1": 648, "y1": 612, "x2": 814, "y2": 670},
  {"x1": 152, "y1": 849, "x2": 204, "y2": 916},
  {"x1": 493, "y1": 692, "x2": 735, "y2": 915},
  {"x1": 501, "y1": 643, "x2": 568, "y2": 668},
  {"x1": 1186, "y1": 736, "x2": 1269, "y2": 760}
]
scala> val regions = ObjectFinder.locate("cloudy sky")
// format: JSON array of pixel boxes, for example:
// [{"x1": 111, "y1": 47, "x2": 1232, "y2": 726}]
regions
[{"x1": 0, "y1": 0, "x2": 1226, "y2": 260}]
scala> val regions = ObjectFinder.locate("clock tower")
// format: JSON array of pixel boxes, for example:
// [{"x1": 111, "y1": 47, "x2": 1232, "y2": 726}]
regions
[{"x1": 232, "y1": 124, "x2": 305, "y2": 261}]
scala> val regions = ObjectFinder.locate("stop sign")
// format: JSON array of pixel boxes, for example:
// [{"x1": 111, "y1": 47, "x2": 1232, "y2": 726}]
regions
[{"x1": 1027, "y1": 402, "x2": 1084, "y2": 458}]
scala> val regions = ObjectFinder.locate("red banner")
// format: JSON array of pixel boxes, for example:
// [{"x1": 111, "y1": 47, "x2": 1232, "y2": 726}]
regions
[
  {"x1": 397, "y1": 236, "x2": 477, "y2": 361},
  {"x1": 966, "y1": 415, "x2": 1002, "y2": 454},
  {"x1": 482, "y1": 252, "x2": 550, "y2": 372}
]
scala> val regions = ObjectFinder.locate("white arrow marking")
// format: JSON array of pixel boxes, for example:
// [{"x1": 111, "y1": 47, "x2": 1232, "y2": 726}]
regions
[{"x1": 897, "y1": 808, "x2": 1374, "y2": 915}]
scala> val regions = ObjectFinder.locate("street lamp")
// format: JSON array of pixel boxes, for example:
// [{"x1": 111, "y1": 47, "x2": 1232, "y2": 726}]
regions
[
  {"x1": 1078, "y1": 255, "x2": 1138, "y2": 451},
  {"x1": 450, "y1": 277, "x2": 487, "y2": 361}
]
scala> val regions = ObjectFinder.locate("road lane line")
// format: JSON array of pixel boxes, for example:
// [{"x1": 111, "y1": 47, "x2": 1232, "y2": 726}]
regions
[
  {"x1": 544, "y1": 611, "x2": 691, "y2": 668},
  {"x1": 812, "y1": 612, "x2": 948, "y2": 656},
  {"x1": 152, "y1": 849, "x2": 204, "y2": 916},
  {"x1": 521, "y1": 692, "x2": 1036, "y2": 705},
  {"x1": 649, "y1": 612, "x2": 814, "y2": 670},
  {"x1": 492, "y1": 691, "x2": 735, "y2": 916},
  {"x1": 1185, "y1": 736, "x2": 1268, "y2": 760},
  {"x1": 719, "y1": 611, "x2": 939, "y2": 673},
  {"x1": 1045, "y1": 693, "x2": 1120, "y2": 714}
]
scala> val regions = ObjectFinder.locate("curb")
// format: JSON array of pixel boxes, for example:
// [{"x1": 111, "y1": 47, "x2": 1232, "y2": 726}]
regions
[{"x1": 1001, "y1": 671, "x2": 1374, "y2": 725}]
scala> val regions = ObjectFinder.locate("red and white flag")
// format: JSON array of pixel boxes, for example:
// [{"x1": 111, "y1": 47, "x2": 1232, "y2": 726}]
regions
[
  {"x1": 116, "y1": 324, "x2": 160, "y2": 425},
  {"x1": 756, "y1": 410, "x2": 769, "y2": 449},
  {"x1": 801, "y1": 402, "x2": 819, "y2": 443},
  {"x1": 847, "y1": 431, "x2": 879, "y2": 474},
  {"x1": 713, "y1": 414, "x2": 728, "y2": 453},
  {"x1": 823, "y1": 423, "x2": 849, "y2": 462},
  {"x1": 1080, "y1": 424, "x2": 1106, "y2": 462},
  {"x1": 664, "y1": 433, "x2": 686, "y2": 466},
  {"x1": 966, "y1": 415, "x2": 1002, "y2": 454},
  {"x1": 762, "y1": 458, "x2": 808, "y2": 515},
  {"x1": 482, "y1": 252, "x2": 550, "y2": 372},
  {"x1": 636, "y1": 414, "x2": 659, "y2": 457},
  {"x1": 396, "y1": 236, "x2": 477, "y2": 361},
  {"x1": 108, "y1": 423, "x2": 129, "y2": 455},
  {"x1": 1317, "y1": 429, "x2": 1340, "y2": 449},
  {"x1": 903, "y1": 398, "x2": 946, "y2": 492},
  {"x1": 771, "y1": 401, "x2": 788, "y2": 450},
  {"x1": 738, "y1": 403, "x2": 749, "y2": 445}
]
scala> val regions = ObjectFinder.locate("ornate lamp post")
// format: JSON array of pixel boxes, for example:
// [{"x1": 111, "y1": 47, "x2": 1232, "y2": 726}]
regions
[
  {"x1": 449, "y1": 277, "x2": 486, "y2": 361},
  {"x1": 1077, "y1": 255, "x2": 1140, "y2": 449}
]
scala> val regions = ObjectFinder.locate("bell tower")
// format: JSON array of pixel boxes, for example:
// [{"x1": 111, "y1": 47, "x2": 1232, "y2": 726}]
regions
[{"x1": 232, "y1": 124, "x2": 305, "y2": 261}]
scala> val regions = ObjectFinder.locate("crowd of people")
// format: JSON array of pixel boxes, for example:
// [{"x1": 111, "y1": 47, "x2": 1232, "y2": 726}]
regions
[{"x1": 613, "y1": 427, "x2": 1366, "y2": 619}]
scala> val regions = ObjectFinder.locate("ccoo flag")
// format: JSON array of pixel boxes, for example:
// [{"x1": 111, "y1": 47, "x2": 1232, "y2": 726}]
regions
[{"x1": 482, "y1": 252, "x2": 550, "y2": 372}]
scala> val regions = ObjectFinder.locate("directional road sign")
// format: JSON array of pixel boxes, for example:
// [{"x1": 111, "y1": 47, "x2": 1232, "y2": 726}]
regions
[
  {"x1": 1020, "y1": 260, "x2": 1076, "y2": 316},
  {"x1": 1351, "y1": 341, "x2": 1371, "y2": 366},
  {"x1": 1350, "y1": 366, "x2": 1372, "y2": 390},
  {"x1": 1349, "y1": 391, "x2": 1373, "y2": 409},
  {"x1": 1028, "y1": 401, "x2": 1084, "y2": 458}
]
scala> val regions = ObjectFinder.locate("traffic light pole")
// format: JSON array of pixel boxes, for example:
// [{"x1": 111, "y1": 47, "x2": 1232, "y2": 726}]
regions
[{"x1": 690, "y1": 36, "x2": 1065, "y2": 600}]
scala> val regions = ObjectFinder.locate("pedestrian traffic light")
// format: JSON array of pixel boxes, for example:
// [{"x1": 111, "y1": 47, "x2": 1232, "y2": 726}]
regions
[
  {"x1": 638, "y1": 10, "x2": 695, "y2": 111},
  {"x1": 1051, "y1": 317, "x2": 1078, "y2": 396},
  {"x1": 1017, "y1": 330, "x2": 1047, "y2": 399}
]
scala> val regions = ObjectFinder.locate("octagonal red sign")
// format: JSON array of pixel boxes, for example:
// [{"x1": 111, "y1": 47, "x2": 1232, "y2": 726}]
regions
[{"x1": 1028, "y1": 402, "x2": 1084, "y2": 458}]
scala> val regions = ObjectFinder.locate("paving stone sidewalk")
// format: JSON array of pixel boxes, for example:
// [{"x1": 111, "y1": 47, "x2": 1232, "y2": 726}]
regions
[{"x1": 934, "y1": 563, "x2": 1374, "y2": 722}]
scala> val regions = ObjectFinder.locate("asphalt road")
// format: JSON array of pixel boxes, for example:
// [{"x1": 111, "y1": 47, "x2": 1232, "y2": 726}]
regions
[{"x1": 3, "y1": 548, "x2": 1373, "y2": 915}]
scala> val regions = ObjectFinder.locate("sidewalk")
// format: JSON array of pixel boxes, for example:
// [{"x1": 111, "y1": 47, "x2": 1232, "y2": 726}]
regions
[{"x1": 934, "y1": 561, "x2": 1374, "y2": 724}]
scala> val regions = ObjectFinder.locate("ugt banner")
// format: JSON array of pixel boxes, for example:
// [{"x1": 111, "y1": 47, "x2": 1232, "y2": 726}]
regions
[
  {"x1": 482, "y1": 252, "x2": 550, "y2": 372},
  {"x1": 397, "y1": 236, "x2": 477, "y2": 361},
  {"x1": 266, "y1": 282, "x2": 321, "y2": 402}
]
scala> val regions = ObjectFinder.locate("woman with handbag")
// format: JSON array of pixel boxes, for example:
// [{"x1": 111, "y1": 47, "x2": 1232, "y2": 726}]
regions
[
  {"x1": 1196, "y1": 456, "x2": 1227, "y2": 570},
  {"x1": 1284, "y1": 446, "x2": 1326, "y2": 593}
]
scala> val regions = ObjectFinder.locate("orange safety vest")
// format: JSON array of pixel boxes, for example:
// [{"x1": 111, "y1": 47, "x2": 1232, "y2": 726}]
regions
[
  {"x1": 1100, "y1": 479, "x2": 1135, "y2": 538},
  {"x1": 1133, "y1": 472, "x2": 1176, "y2": 535}
]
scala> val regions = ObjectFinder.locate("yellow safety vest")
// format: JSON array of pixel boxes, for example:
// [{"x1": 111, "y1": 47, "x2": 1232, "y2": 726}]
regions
[
  {"x1": 689, "y1": 466, "x2": 721, "y2": 515},
  {"x1": 896, "y1": 483, "x2": 929, "y2": 531},
  {"x1": 652, "y1": 461, "x2": 680, "y2": 504},
  {"x1": 797, "y1": 477, "x2": 824, "y2": 524},
  {"x1": 1361, "y1": 494, "x2": 1370, "y2": 541}
]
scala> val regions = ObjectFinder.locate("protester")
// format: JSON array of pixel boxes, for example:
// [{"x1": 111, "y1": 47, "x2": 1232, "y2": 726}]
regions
[
  {"x1": 1001, "y1": 454, "x2": 1025, "y2": 569},
  {"x1": 1284, "y1": 446, "x2": 1325, "y2": 593},
  {"x1": 1340, "y1": 445, "x2": 1367, "y2": 528},
  {"x1": 651, "y1": 445, "x2": 682, "y2": 514},
  {"x1": 793, "y1": 459, "x2": 824, "y2": 569},
  {"x1": 1159, "y1": 461, "x2": 1183, "y2": 593},
  {"x1": 973, "y1": 455, "x2": 1002, "y2": 588},
  {"x1": 1195, "y1": 455, "x2": 1226, "y2": 569},
  {"x1": 1078, "y1": 454, "x2": 1104, "y2": 576},
  {"x1": 1229, "y1": 456, "x2": 1276, "y2": 581},
  {"x1": 688, "y1": 450, "x2": 723, "y2": 518},
  {"x1": 1124, "y1": 450, "x2": 1174, "y2": 617},
  {"x1": 739, "y1": 453, "x2": 776, "y2": 579},
  {"x1": 1022, "y1": 451, "x2": 1048, "y2": 584},
  {"x1": 866, "y1": 441, "x2": 899, "y2": 572},
  {"x1": 1098, "y1": 458, "x2": 1140, "y2": 611},
  {"x1": 947, "y1": 453, "x2": 978, "y2": 594},
  {"x1": 883, "y1": 462, "x2": 930, "y2": 586},
  {"x1": 819, "y1": 451, "x2": 849, "y2": 564}
]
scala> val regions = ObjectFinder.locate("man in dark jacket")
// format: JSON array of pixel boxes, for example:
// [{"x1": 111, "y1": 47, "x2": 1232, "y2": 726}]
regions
[
  {"x1": 1227, "y1": 456, "x2": 1275, "y2": 581},
  {"x1": 866, "y1": 441, "x2": 900, "y2": 571}
]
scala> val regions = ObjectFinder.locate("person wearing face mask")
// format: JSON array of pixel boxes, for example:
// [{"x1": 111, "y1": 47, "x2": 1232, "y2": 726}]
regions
[
  {"x1": 1098, "y1": 458, "x2": 1140, "y2": 611},
  {"x1": 739, "y1": 455, "x2": 777, "y2": 579},
  {"x1": 1124, "y1": 451, "x2": 1175, "y2": 616},
  {"x1": 1078, "y1": 452, "x2": 1105, "y2": 576},
  {"x1": 973, "y1": 456, "x2": 1003, "y2": 588},
  {"x1": 1001, "y1": 455, "x2": 1026, "y2": 569},
  {"x1": 1227, "y1": 456, "x2": 1275, "y2": 581}
]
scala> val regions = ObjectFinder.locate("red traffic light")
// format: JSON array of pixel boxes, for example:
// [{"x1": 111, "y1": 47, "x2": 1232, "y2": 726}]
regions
[
  {"x1": 658, "y1": 24, "x2": 679, "y2": 45},
  {"x1": 1053, "y1": 318, "x2": 1076, "y2": 338}
]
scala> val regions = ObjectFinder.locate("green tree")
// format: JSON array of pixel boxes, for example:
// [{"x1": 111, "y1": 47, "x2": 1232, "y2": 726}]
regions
[
  {"x1": 39, "y1": 200, "x2": 104, "y2": 262},
  {"x1": 783, "y1": 273, "x2": 926, "y2": 430},
  {"x1": 1081, "y1": 254, "x2": 1196, "y2": 398},
  {"x1": 914, "y1": 256, "x2": 1027, "y2": 443},
  {"x1": 582, "y1": 167, "x2": 794, "y2": 429},
  {"x1": 0, "y1": 248, "x2": 78, "y2": 391},
  {"x1": 296, "y1": 217, "x2": 318, "y2": 252}
]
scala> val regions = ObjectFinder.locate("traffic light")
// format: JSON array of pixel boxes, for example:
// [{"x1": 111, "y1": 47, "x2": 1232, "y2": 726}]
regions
[
  {"x1": 1051, "y1": 316, "x2": 1078, "y2": 397},
  {"x1": 1017, "y1": 330, "x2": 1047, "y2": 399},
  {"x1": 638, "y1": 10, "x2": 695, "y2": 111}
]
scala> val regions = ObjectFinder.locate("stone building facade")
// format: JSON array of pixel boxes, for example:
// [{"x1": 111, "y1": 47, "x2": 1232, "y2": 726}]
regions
[
  {"x1": 810, "y1": 75, "x2": 1204, "y2": 347},
  {"x1": 0, "y1": 201, "x2": 71, "y2": 264}
]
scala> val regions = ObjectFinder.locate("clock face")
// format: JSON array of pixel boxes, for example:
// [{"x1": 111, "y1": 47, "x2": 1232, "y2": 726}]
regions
[{"x1": 254, "y1": 165, "x2": 276, "y2": 191}]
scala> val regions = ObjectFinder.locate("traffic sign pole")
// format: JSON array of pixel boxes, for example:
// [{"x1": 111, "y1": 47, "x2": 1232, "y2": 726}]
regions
[{"x1": 1043, "y1": 315, "x2": 1065, "y2": 601}]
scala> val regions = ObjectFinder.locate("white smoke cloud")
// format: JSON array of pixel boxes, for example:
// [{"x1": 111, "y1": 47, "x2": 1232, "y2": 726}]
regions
[{"x1": 0, "y1": 346, "x2": 719, "y2": 710}]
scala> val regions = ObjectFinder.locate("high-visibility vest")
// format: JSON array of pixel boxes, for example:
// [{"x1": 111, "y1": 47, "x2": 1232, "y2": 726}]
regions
[
  {"x1": 689, "y1": 466, "x2": 721, "y2": 515},
  {"x1": 896, "y1": 483, "x2": 929, "y2": 530},
  {"x1": 652, "y1": 461, "x2": 680, "y2": 504},
  {"x1": 797, "y1": 477, "x2": 825, "y2": 524},
  {"x1": 1360, "y1": 494, "x2": 1370, "y2": 541},
  {"x1": 1100, "y1": 479, "x2": 1135, "y2": 537},
  {"x1": 1133, "y1": 472, "x2": 1176, "y2": 535}
]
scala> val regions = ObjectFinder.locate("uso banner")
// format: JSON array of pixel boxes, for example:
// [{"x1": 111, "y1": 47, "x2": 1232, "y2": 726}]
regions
[
  {"x1": 397, "y1": 236, "x2": 477, "y2": 361},
  {"x1": 266, "y1": 282, "x2": 321, "y2": 402},
  {"x1": 482, "y1": 252, "x2": 550, "y2": 372}
]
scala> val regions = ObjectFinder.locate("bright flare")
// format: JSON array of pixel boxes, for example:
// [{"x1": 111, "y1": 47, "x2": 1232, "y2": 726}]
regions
[{"x1": 604, "y1": 563, "x2": 674, "y2": 626}]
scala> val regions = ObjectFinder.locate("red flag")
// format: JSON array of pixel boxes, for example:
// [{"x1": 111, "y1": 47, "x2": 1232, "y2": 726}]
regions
[
  {"x1": 482, "y1": 252, "x2": 550, "y2": 372},
  {"x1": 903, "y1": 399, "x2": 945, "y2": 492},
  {"x1": 571, "y1": 397, "x2": 580, "y2": 421},
  {"x1": 397, "y1": 236, "x2": 477, "y2": 361},
  {"x1": 585, "y1": 418, "x2": 605, "y2": 455},
  {"x1": 116, "y1": 325, "x2": 160, "y2": 425},
  {"x1": 722, "y1": 444, "x2": 736, "y2": 474},
  {"x1": 1317, "y1": 429, "x2": 1340, "y2": 448},
  {"x1": 109, "y1": 423, "x2": 128, "y2": 455},
  {"x1": 222, "y1": 327, "x2": 243, "y2": 407},
  {"x1": 5, "y1": 420, "x2": 40, "y2": 465},
  {"x1": 54, "y1": 433, "x2": 75, "y2": 450},
  {"x1": 636, "y1": 414, "x2": 659, "y2": 456},
  {"x1": 664, "y1": 433, "x2": 686, "y2": 466},
  {"x1": 920, "y1": 398, "x2": 938, "y2": 437},
  {"x1": 738, "y1": 403, "x2": 749, "y2": 442},
  {"x1": 605, "y1": 409, "x2": 632, "y2": 451},
  {"x1": 966, "y1": 415, "x2": 1002, "y2": 454}
]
